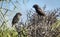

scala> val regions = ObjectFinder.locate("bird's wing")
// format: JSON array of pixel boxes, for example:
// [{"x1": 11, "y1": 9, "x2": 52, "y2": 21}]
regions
[
  {"x1": 37, "y1": 8, "x2": 46, "y2": 16},
  {"x1": 38, "y1": 8, "x2": 43, "y2": 13}
]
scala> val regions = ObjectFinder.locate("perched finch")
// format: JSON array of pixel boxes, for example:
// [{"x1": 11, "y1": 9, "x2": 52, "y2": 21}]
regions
[
  {"x1": 33, "y1": 4, "x2": 46, "y2": 16},
  {"x1": 12, "y1": 13, "x2": 22, "y2": 27}
]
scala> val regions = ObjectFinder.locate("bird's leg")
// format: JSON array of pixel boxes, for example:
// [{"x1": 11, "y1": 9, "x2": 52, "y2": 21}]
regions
[{"x1": 37, "y1": 14, "x2": 39, "y2": 26}]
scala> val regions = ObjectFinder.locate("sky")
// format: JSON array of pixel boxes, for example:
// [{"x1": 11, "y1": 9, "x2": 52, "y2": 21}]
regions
[
  {"x1": 25, "y1": 0, "x2": 60, "y2": 10},
  {"x1": 0, "y1": 0, "x2": 60, "y2": 27},
  {"x1": 20, "y1": 0, "x2": 60, "y2": 22}
]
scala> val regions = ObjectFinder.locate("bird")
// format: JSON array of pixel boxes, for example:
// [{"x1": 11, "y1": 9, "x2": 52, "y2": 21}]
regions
[
  {"x1": 33, "y1": 4, "x2": 46, "y2": 16},
  {"x1": 12, "y1": 12, "x2": 22, "y2": 27},
  {"x1": 0, "y1": 0, "x2": 1, "y2": 1}
]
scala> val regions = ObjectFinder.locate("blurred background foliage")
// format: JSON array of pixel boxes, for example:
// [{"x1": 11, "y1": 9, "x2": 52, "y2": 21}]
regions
[{"x1": 0, "y1": 0, "x2": 60, "y2": 37}]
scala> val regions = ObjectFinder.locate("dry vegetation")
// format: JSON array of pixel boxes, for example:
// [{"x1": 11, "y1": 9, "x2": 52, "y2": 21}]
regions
[
  {"x1": 26, "y1": 8, "x2": 60, "y2": 37},
  {"x1": 0, "y1": 0, "x2": 60, "y2": 37}
]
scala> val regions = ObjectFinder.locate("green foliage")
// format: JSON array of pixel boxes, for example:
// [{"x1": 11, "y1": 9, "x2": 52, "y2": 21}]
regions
[
  {"x1": 20, "y1": 27, "x2": 28, "y2": 37},
  {"x1": 51, "y1": 20, "x2": 60, "y2": 37},
  {"x1": 51, "y1": 20, "x2": 60, "y2": 31},
  {"x1": 0, "y1": 27, "x2": 18, "y2": 37},
  {"x1": 0, "y1": 25, "x2": 28, "y2": 37}
]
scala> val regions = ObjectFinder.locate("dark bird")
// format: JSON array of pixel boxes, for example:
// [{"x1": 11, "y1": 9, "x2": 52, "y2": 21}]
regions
[
  {"x1": 33, "y1": 4, "x2": 46, "y2": 16},
  {"x1": 0, "y1": 0, "x2": 1, "y2": 1},
  {"x1": 12, "y1": 12, "x2": 22, "y2": 27}
]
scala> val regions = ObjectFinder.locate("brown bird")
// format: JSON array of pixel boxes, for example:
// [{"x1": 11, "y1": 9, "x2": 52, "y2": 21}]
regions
[
  {"x1": 12, "y1": 12, "x2": 22, "y2": 27},
  {"x1": 0, "y1": 0, "x2": 1, "y2": 1},
  {"x1": 33, "y1": 4, "x2": 46, "y2": 16}
]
